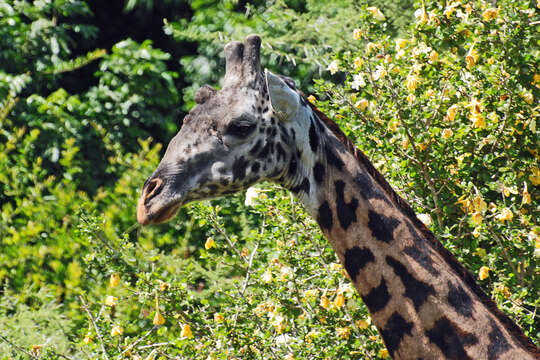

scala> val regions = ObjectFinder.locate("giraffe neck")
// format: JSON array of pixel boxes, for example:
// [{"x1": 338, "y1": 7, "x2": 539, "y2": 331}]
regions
[{"x1": 279, "y1": 102, "x2": 539, "y2": 360}]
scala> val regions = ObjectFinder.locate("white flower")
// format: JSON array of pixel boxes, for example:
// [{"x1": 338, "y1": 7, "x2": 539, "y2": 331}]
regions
[
  {"x1": 417, "y1": 213, "x2": 433, "y2": 226},
  {"x1": 327, "y1": 60, "x2": 339, "y2": 75},
  {"x1": 275, "y1": 334, "x2": 293, "y2": 345},
  {"x1": 367, "y1": 6, "x2": 385, "y2": 21},
  {"x1": 372, "y1": 65, "x2": 386, "y2": 81},
  {"x1": 350, "y1": 73, "x2": 366, "y2": 90},
  {"x1": 245, "y1": 187, "x2": 260, "y2": 206}
]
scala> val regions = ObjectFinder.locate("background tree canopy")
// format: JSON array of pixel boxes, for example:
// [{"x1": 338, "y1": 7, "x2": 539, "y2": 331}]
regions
[{"x1": 0, "y1": 0, "x2": 538, "y2": 358}]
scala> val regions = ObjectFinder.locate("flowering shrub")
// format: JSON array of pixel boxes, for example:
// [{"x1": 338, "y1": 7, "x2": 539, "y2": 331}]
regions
[{"x1": 0, "y1": 0, "x2": 538, "y2": 359}]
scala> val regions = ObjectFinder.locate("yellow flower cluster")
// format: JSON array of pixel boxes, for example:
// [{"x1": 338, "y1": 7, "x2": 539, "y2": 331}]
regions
[
  {"x1": 495, "y1": 207, "x2": 513, "y2": 222},
  {"x1": 336, "y1": 326, "x2": 351, "y2": 339},
  {"x1": 478, "y1": 266, "x2": 490, "y2": 280},
  {"x1": 405, "y1": 74, "x2": 421, "y2": 92},
  {"x1": 482, "y1": 8, "x2": 499, "y2": 21}
]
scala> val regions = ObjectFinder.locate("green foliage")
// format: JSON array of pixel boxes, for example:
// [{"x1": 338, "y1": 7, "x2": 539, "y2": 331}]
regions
[
  {"x1": 0, "y1": 0, "x2": 538, "y2": 358},
  {"x1": 168, "y1": 0, "x2": 414, "y2": 109}
]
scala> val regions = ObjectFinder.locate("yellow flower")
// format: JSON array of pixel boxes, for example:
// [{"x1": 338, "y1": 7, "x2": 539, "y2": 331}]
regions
[
  {"x1": 407, "y1": 93, "x2": 416, "y2": 104},
  {"x1": 83, "y1": 333, "x2": 92, "y2": 344},
  {"x1": 495, "y1": 208, "x2": 513, "y2": 222},
  {"x1": 355, "y1": 99, "x2": 369, "y2": 111},
  {"x1": 473, "y1": 195, "x2": 487, "y2": 213},
  {"x1": 379, "y1": 349, "x2": 390, "y2": 359},
  {"x1": 307, "y1": 95, "x2": 316, "y2": 103},
  {"x1": 366, "y1": 42, "x2": 378, "y2": 54},
  {"x1": 471, "y1": 211, "x2": 483, "y2": 225},
  {"x1": 158, "y1": 280, "x2": 169, "y2": 291},
  {"x1": 445, "y1": 104, "x2": 459, "y2": 122},
  {"x1": 109, "y1": 273, "x2": 120, "y2": 287},
  {"x1": 482, "y1": 8, "x2": 499, "y2": 21},
  {"x1": 487, "y1": 112, "x2": 499, "y2": 123},
  {"x1": 530, "y1": 166, "x2": 540, "y2": 186},
  {"x1": 214, "y1": 313, "x2": 224, "y2": 322},
  {"x1": 496, "y1": 285, "x2": 511, "y2": 299},
  {"x1": 466, "y1": 50, "x2": 478, "y2": 68},
  {"x1": 270, "y1": 314, "x2": 286, "y2": 334},
  {"x1": 425, "y1": 89, "x2": 435, "y2": 98},
  {"x1": 353, "y1": 28, "x2": 363, "y2": 40},
  {"x1": 333, "y1": 293, "x2": 345, "y2": 308},
  {"x1": 522, "y1": 91, "x2": 534, "y2": 105},
  {"x1": 429, "y1": 50, "x2": 438, "y2": 63},
  {"x1": 470, "y1": 112, "x2": 486, "y2": 129},
  {"x1": 395, "y1": 38, "x2": 407, "y2": 51},
  {"x1": 354, "y1": 57, "x2": 364, "y2": 69},
  {"x1": 443, "y1": 2, "x2": 459, "y2": 18},
  {"x1": 478, "y1": 266, "x2": 490, "y2": 280},
  {"x1": 336, "y1": 326, "x2": 351, "y2": 339},
  {"x1": 181, "y1": 323, "x2": 193, "y2": 338},
  {"x1": 356, "y1": 319, "x2": 370, "y2": 329},
  {"x1": 502, "y1": 185, "x2": 518, "y2": 198},
  {"x1": 153, "y1": 295, "x2": 165, "y2": 325},
  {"x1": 303, "y1": 288, "x2": 319, "y2": 301},
  {"x1": 417, "y1": 142, "x2": 427, "y2": 151},
  {"x1": 405, "y1": 74, "x2": 420, "y2": 92},
  {"x1": 205, "y1": 236, "x2": 215, "y2": 250},
  {"x1": 522, "y1": 182, "x2": 531, "y2": 204},
  {"x1": 110, "y1": 325, "x2": 123, "y2": 337},
  {"x1": 105, "y1": 295, "x2": 118, "y2": 307},
  {"x1": 442, "y1": 128, "x2": 453, "y2": 139},
  {"x1": 534, "y1": 73, "x2": 540, "y2": 84},
  {"x1": 401, "y1": 137, "x2": 409, "y2": 150},
  {"x1": 320, "y1": 295, "x2": 330, "y2": 309},
  {"x1": 30, "y1": 345, "x2": 42, "y2": 356},
  {"x1": 465, "y1": 42, "x2": 479, "y2": 69},
  {"x1": 414, "y1": 6, "x2": 429, "y2": 24},
  {"x1": 153, "y1": 311, "x2": 165, "y2": 326},
  {"x1": 367, "y1": 7, "x2": 385, "y2": 21},
  {"x1": 285, "y1": 353, "x2": 294, "y2": 360},
  {"x1": 472, "y1": 227, "x2": 481, "y2": 238}
]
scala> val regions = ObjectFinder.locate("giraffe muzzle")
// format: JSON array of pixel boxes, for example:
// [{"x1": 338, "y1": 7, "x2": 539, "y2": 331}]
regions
[{"x1": 137, "y1": 178, "x2": 181, "y2": 225}]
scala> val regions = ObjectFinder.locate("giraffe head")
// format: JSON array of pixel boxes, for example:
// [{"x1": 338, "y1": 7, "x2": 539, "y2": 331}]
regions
[{"x1": 137, "y1": 35, "x2": 312, "y2": 225}]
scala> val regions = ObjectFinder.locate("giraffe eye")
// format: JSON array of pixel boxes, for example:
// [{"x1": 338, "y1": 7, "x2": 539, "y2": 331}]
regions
[{"x1": 226, "y1": 119, "x2": 257, "y2": 138}]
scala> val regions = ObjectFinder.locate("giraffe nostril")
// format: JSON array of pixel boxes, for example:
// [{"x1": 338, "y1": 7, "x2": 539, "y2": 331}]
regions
[{"x1": 144, "y1": 178, "x2": 163, "y2": 202}]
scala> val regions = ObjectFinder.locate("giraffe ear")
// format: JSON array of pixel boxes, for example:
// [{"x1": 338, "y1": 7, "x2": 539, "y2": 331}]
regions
[{"x1": 265, "y1": 69, "x2": 300, "y2": 121}]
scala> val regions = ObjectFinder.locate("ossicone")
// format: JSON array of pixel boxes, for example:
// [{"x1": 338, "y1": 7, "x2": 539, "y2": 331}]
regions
[{"x1": 223, "y1": 34, "x2": 262, "y2": 87}]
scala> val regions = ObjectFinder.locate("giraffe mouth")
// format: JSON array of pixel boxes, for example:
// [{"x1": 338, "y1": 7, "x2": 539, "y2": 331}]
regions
[{"x1": 137, "y1": 199, "x2": 182, "y2": 225}]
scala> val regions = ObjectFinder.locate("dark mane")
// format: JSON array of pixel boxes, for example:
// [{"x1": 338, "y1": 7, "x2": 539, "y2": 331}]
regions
[{"x1": 305, "y1": 98, "x2": 540, "y2": 355}]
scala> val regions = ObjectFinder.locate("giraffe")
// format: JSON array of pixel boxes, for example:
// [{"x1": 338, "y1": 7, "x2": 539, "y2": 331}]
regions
[{"x1": 136, "y1": 35, "x2": 540, "y2": 359}]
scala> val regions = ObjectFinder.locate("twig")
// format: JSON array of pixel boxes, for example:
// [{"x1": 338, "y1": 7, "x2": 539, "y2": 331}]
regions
[
  {"x1": 121, "y1": 325, "x2": 158, "y2": 355},
  {"x1": 79, "y1": 296, "x2": 110, "y2": 359},
  {"x1": 486, "y1": 227, "x2": 523, "y2": 287},
  {"x1": 0, "y1": 333, "x2": 36, "y2": 358},
  {"x1": 209, "y1": 208, "x2": 246, "y2": 262}
]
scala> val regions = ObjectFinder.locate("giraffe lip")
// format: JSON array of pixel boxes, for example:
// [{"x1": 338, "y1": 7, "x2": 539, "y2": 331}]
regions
[{"x1": 137, "y1": 198, "x2": 182, "y2": 225}]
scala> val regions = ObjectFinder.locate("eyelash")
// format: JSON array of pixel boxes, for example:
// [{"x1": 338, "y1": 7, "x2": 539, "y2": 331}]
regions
[{"x1": 226, "y1": 121, "x2": 257, "y2": 137}]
